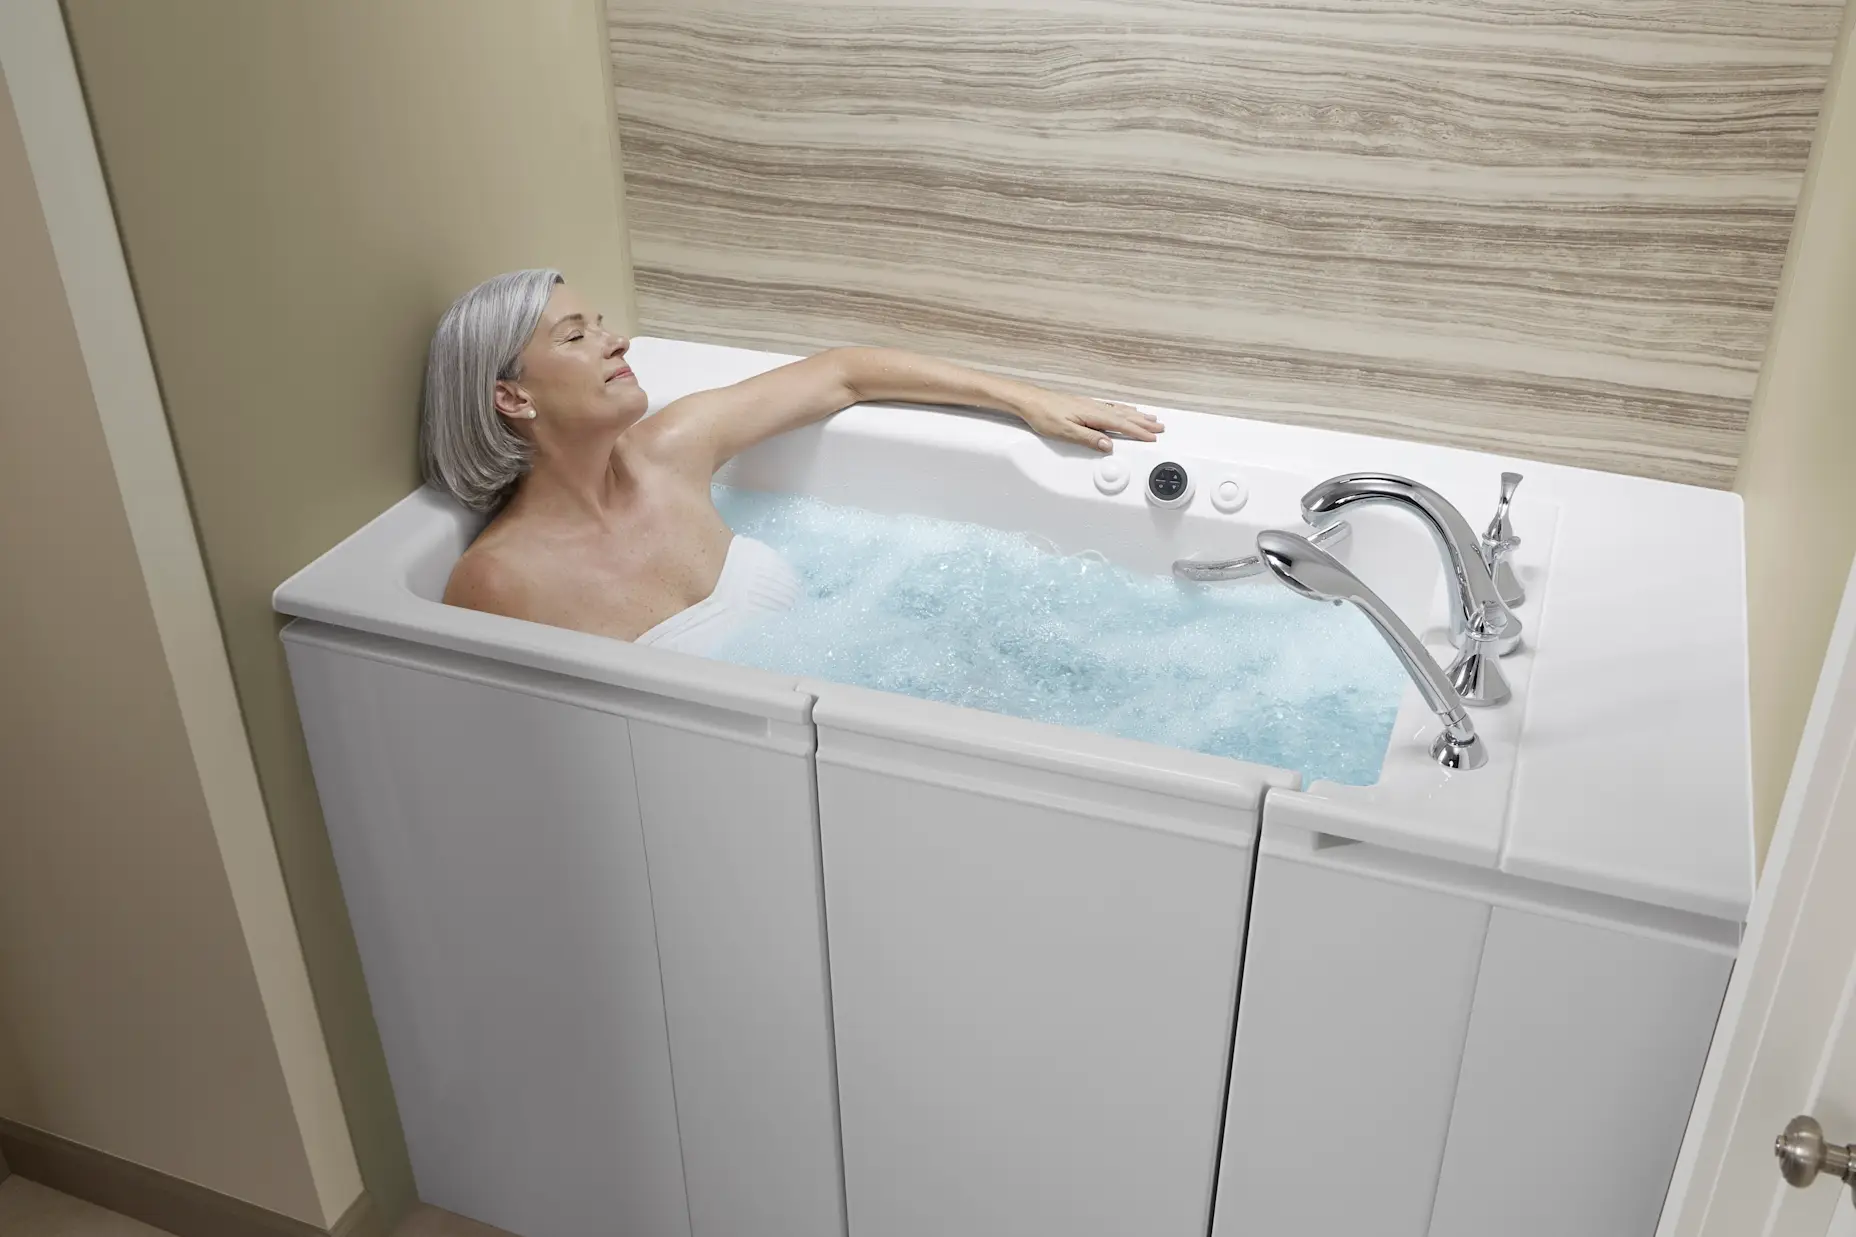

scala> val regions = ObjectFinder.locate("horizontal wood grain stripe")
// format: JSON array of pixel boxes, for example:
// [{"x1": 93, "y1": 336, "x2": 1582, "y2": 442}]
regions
[
  {"x1": 621, "y1": 128, "x2": 1792, "y2": 374},
  {"x1": 608, "y1": 0, "x2": 1842, "y2": 487}
]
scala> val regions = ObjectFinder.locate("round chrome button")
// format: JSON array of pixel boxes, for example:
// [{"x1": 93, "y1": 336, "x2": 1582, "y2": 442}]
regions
[
  {"x1": 1093, "y1": 456, "x2": 1131, "y2": 496},
  {"x1": 1211, "y1": 478, "x2": 1249, "y2": 514}
]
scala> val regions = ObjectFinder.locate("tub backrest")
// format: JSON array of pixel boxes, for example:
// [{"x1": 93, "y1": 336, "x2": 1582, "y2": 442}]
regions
[{"x1": 402, "y1": 489, "x2": 489, "y2": 604}]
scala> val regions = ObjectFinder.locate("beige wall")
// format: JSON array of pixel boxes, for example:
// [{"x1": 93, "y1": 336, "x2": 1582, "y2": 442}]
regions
[
  {"x1": 0, "y1": 47, "x2": 351, "y2": 1226},
  {"x1": 58, "y1": 0, "x2": 636, "y2": 1221},
  {"x1": 1738, "y1": 2, "x2": 1856, "y2": 862}
]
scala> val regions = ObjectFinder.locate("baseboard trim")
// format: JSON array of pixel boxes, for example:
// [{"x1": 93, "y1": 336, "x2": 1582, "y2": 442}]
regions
[
  {"x1": 329, "y1": 1191, "x2": 381, "y2": 1237},
  {"x1": 0, "y1": 1119, "x2": 381, "y2": 1237}
]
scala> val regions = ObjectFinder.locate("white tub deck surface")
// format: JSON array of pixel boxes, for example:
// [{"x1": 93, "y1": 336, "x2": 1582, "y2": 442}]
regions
[
  {"x1": 274, "y1": 336, "x2": 1752, "y2": 1237},
  {"x1": 278, "y1": 335, "x2": 1753, "y2": 924}
]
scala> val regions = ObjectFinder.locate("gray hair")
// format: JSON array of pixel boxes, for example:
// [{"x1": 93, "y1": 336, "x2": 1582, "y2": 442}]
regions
[{"x1": 420, "y1": 268, "x2": 563, "y2": 513}]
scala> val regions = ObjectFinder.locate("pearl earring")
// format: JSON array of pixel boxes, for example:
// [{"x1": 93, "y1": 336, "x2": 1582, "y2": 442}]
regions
[{"x1": 523, "y1": 409, "x2": 537, "y2": 420}]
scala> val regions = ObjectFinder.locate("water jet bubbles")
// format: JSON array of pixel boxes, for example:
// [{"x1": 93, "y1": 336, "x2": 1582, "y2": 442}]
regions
[{"x1": 712, "y1": 485, "x2": 1406, "y2": 787}]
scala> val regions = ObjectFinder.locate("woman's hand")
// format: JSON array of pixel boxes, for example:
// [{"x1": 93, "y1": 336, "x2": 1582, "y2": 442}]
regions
[{"x1": 1014, "y1": 389, "x2": 1164, "y2": 453}]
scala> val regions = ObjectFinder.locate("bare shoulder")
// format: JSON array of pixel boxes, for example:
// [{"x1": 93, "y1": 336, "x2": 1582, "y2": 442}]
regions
[
  {"x1": 629, "y1": 391, "x2": 729, "y2": 470},
  {"x1": 442, "y1": 540, "x2": 536, "y2": 619}
]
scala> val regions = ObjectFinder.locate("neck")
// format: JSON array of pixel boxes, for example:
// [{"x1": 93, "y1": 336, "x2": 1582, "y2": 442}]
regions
[{"x1": 506, "y1": 426, "x2": 639, "y2": 528}]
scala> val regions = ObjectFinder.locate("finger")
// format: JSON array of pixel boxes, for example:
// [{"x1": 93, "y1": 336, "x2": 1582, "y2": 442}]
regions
[
  {"x1": 1070, "y1": 422, "x2": 1113, "y2": 452},
  {"x1": 1096, "y1": 400, "x2": 1159, "y2": 423},
  {"x1": 1085, "y1": 410, "x2": 1157, "y2": 442},
  {"x1": 1096, "y1": 401, "x2": 1164, "y2": 434}
]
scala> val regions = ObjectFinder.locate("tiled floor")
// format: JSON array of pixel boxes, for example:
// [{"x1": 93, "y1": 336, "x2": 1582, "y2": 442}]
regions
[{"x1": 0, "y1": 1176, "x2": 516, "y2": 1237}]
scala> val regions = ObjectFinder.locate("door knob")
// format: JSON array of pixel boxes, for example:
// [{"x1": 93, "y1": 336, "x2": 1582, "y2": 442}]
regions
[{"x1": 1776, "y1": 1115, "x2": 1856, "y2": 1206}]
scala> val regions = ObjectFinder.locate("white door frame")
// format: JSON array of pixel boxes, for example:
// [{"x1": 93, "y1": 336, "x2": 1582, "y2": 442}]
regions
[{"x1": 1660, "y1": 553, "x2": 1856, "y2": 1236}]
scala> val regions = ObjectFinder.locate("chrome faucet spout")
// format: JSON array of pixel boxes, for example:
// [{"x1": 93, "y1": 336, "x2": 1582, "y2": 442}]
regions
[
  {"x1": 1300, "y1": 472, "x2": 1518, "y2": 646},
  {"x1": 1256, "y1": 530, "x2": 1485, "y2": 770},
  {"x1": 1300, "y1": 472, "x2": 1520, "y2": 707}
]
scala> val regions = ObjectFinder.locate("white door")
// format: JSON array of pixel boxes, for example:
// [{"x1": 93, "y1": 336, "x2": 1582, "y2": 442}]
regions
[
  {"x1": 810, "y1": 685, "x2": 1271, "y2": 1237},
  {"x1": 1660, "y1": 554, "x2": 1856, "y2": 1237}
]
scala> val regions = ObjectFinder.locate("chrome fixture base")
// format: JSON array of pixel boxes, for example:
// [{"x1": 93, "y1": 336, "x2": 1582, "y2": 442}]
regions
[
  {"x1": 1430, "y1": 729, "x2": 1488, "y2": 771},
  {"x1": 1446, "y1": 642, "x2": 1512, "y2": 708},
  {"x1": 1491, "y1": 557, "x2": 1524, "y2": 610}
]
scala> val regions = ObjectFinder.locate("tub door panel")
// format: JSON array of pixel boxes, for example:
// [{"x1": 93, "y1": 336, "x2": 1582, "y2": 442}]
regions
[
  {"x1": 284, "y1": 635, "x2": 690, "y2": 1237},
  {"x1": 1213, "y1": 848, "x2": 1489, "y2": 1237},
  {"x1": 628, "y1": 719, "x2": 845, "y2": 1237},
  {"x1": 813, "y1": 712, "x2": 1259, "y2": 1237},
  {"x1": 1426, "y1": 907, "x2": 1732, "y2": 1237}
]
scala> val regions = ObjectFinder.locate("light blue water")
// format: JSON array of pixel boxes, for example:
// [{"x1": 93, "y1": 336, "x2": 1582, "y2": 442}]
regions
[{"x1": 711, "y1": 486, "x2": 1408, "y2": 786}]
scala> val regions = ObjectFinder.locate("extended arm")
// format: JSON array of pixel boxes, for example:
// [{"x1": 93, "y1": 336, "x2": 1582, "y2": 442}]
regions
[{"x1": 650, "y1": 346, "x2": 1162, "y2": 472}]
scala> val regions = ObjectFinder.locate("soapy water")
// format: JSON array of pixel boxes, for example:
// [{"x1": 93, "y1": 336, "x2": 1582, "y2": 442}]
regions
[{"x1": 710, "y1": 486, "x2": 1408, "y2": 786}]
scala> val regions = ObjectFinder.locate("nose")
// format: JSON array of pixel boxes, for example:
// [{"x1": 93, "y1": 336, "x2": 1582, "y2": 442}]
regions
[{"x1": 602, "y1": 327, "x2": 629, "y2": 358}]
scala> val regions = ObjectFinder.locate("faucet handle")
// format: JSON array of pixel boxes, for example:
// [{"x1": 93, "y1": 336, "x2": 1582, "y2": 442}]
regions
[
  {"x1": 1482, "y1": 471, "x2": 1525, "y2": 609},
  {"x1": 1485, "y1": 471, "x2": 1521, "y2": 545}
]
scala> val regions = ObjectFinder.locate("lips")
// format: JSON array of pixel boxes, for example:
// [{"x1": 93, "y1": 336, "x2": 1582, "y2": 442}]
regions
[{"x1": 605, "y1": 365, "x2": 634, "y2": 383}]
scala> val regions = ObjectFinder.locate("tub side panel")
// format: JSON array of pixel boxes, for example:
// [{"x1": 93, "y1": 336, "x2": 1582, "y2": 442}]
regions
[
  {"x1": 815, "y1": 725, "x2": 1254, "y2": 1237},
  {"x1": 1427, "y1": 907, "x2": 1732, "y2": 1237},
  {"x1": 284, "y1": 637, "x2": 691, "y2": 1237},
  {"x1": 628, "y1": 720, "x2": 845, "y2": 1237},
  {"x1": 1212, "y1": 850, "x2": 1489, "y2": 1237}
]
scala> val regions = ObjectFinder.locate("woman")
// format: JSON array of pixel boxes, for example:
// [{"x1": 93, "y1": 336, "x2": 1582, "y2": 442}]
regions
[{"x1": 422, "y1": 269, "x2": 1163, "y2": 653}]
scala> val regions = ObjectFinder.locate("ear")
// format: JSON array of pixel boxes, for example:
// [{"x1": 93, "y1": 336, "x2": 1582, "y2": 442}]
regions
[{"x1": 492, "y1": 379, "x2": 531, "y2": 420}]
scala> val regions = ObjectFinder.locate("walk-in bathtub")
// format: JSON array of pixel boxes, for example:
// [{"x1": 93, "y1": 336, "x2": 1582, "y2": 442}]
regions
[{"x1": 277, "y1": 338, "x2": 1752, "y2": 1237}]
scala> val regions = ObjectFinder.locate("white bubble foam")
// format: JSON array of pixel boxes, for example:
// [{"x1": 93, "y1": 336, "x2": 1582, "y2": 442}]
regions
[{"x1": 712, "y1": 486, "x2": 1407, "y2": 786}]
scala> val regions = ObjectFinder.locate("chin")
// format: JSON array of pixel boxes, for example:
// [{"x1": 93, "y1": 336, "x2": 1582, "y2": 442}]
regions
[
  {"x1": 612, "y1": 385, "x2": 650, "y2": 427},
  {"x1": 608, "y1": 381, "x2": 648, "y2": 411}
]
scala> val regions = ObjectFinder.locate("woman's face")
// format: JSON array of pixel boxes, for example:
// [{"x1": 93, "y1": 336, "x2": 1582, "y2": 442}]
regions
[{"x1": 494, "y1": 284, "x2": 646, "y2": 432}]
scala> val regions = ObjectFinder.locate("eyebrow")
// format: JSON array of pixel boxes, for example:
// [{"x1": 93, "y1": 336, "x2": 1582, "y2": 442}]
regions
[{"x1": 552, "y1": 313, "x2": 587, "y2": 335}]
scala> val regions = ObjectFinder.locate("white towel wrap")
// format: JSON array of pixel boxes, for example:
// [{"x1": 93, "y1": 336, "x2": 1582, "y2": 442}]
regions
[{"x1": 632, "y1": 535, "x2": 800, "y2": 655}]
